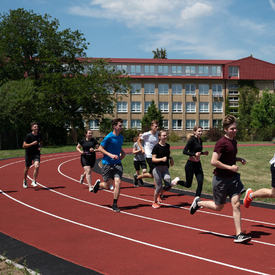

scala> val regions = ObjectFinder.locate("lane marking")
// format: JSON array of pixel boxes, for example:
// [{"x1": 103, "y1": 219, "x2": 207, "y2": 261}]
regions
[{"x1": 0, "y1": 189, "x2": 270, "y2": 275}]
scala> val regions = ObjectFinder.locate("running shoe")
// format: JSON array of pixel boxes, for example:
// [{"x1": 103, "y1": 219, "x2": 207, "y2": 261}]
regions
[
  {"x1": 80, "y1": 174, "x2": 85, "y2": 184},
  {"x1": 93, "y1": 179, "x2": 100, "y2": 193},
  {"x1": 243, "y1": 188, "x2": 253, "y2": 208},
  {"x1": 23, "y1": 180, "x2": 28, "y2": 189},
  {"x1": 152, "y1": 202, "x2": 160, "y2": 209},
  {"x1": 133, "y1": 174, "x2": 138, "y2": 186},
  {"x1": 112, "y1": 204, "x2": 120, "y2": 212},
  {"x1": 110, "y1": 184, "x2": 114, "y2": 190},
  {"x1": 234, "y1": 232, "x2": 251, "y2": 243},
  {"x1": 89, "y1": 186, "x2": 93, "y2": 192},
  {"x1": 31, "y1": 181, "x2": 38, "y2": 187},
  {"x1": 190, "y1": 196, "x2": 200, "y2": 215},
  {"x1": 138, "y1": 178, "x2": 144, "y2": 185},
  {"x1": 171, "y1": 177, "x2": 180, "y2": 186}
]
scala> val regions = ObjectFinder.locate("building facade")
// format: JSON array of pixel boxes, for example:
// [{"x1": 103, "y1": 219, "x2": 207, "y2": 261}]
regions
[{"x1": 85, "y1": 56, "x2": 275, "y2": 137}]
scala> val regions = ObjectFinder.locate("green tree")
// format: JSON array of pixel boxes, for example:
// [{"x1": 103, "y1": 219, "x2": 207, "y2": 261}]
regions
[
  {"x1": 141, "y1": 101, "x2": 163, "y2": 131},
  {"x1": 152, "y1": 48, "x2": 167, "y2": 59},
  {"x1": 0, "y1": 8, "x2": 87, "y2": 84},
  {"x1": 250, "y1": 91, "x2": 275, "y2": 140}
]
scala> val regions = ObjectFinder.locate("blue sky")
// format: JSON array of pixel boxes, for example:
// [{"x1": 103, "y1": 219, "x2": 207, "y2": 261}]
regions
[{"x1": 1, "y1": 0, "x2": 275, "y2": 63}]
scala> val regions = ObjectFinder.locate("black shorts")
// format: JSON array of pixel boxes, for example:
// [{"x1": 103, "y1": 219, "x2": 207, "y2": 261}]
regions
[
  {"x1": 271, "y1": 164, "x2": 275, "y2": 188},
  {"x1": 81, "y1": 154, "x2": 96, "y2": 168},
  {"x1": 25, "y1": 153, "x2": 40, "y2": 167},
  {"x1": 146, "y1": 158, "x2": 154, "y2": 174},
  {"x1": 102, "y1": 163, "x2": 123, "y2": 182},
  {"x1": 134, "y1": 160, "x2": 147, "y2": 171}
]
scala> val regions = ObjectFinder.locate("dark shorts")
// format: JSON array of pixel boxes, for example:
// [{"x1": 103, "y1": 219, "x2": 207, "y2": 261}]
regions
[
  {"x1": 134, "y1": 160, "x2": 147, "y2": 171},
  {"x1": 212, "y1": 173, "x2": 244, "y2": 205},
  {"x1": 25, "y1": 153, "x2": 40, "y2": 168},
  {"x1": 271, "y1": 164, "x2": 275, "y2": 188},
  {"x1": 102, "y1": 163, "x2": 123, "y2": 182},
  {"x1": 146, "y1": 158, "x2": 154, "y2": 174},
  {"x1": 81, "y1": 154, "x2": 96, "y2": 168}
]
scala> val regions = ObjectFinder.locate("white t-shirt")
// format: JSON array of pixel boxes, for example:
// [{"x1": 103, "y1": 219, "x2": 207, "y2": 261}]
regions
[
  {"x1": 270, "y1": 153, "x2": 275, "y2": 165},
  {"x1": 141, "y1": 131, "x2": 158, "y2": 158}
]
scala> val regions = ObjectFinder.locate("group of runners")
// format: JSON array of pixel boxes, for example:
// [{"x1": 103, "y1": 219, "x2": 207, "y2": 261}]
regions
[{"x1": 22, "y1": 115, "x2": 275, "y2": 244}]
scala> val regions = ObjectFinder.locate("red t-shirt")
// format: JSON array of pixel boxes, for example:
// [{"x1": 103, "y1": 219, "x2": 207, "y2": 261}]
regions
[{"x1": 213, "y1": 136, "x2": 237, "y2": 178}]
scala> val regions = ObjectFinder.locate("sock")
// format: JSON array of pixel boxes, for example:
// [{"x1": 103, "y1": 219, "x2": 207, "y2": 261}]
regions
[{"x1": 113, "y1": 199, "x2": 118, "y2": 206}]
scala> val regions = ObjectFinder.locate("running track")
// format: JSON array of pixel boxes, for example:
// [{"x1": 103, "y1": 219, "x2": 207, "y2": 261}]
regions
[{"x1": 0, "y1": 150, "x2": 275, "y2": 275}]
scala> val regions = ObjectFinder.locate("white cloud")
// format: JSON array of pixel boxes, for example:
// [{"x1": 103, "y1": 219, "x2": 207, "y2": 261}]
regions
[
  {"x1": 238, "y1": 19, "x2": 266, "y2": 33},
  {"x1": 269, "y1": 0, "x2": 275, "y2": 11},
  {"x1": 180, "y1": 2, "x2": 213, "y2": 21}
]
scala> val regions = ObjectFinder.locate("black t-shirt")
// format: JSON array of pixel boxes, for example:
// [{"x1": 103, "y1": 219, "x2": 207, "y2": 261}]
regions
[
  {"x1": 152, "y1": 143, "x2": 170, "y2": 167},
  {"x1": 183, "y1": 135, "x2": 203, "y2": 156},
  {"x1": 79, "y1": 138, "x2": 98, "y2": 157},
  {"x1": 24, "y1": 132, "x2": 42, "y2": 155}
]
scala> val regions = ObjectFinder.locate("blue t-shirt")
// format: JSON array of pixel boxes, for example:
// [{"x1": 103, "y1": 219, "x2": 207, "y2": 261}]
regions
[{"x1": 101, "y1": 132, "x2": 124, "y2": 165}]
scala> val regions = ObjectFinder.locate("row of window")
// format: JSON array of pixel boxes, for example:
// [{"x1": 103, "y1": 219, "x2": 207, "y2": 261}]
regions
[
  {"x1": 89, "y1": 119, "x2": 222, "y2": 131},
  {"x1": 129, "y1": 83, "x2": 223, "y2": 96},
  {"x1": 117, "y1": 101, "x2": 223, "y2": 113},
  {"x1": 111, "y1": 64, "x2": 230, "y2": 77}
]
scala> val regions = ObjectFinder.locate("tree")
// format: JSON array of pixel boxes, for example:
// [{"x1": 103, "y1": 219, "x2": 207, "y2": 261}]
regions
[
  {"x1": 141, "y1": 101, "x2": 163, "y2": 131},
  {"x1": 152, "y1": 48, "x2": 167, "y2": 59},
  {"x1": 250, "y1": 91, "x2": 275, "y2": 140},
  {"x1": 0, "y1": 8, "x2": 87, "y2": 84}
]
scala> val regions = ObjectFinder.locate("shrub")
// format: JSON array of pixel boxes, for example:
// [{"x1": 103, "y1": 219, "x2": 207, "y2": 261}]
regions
[{"x1": 205, "y1": 127, "x2": 223, "y2": 141}]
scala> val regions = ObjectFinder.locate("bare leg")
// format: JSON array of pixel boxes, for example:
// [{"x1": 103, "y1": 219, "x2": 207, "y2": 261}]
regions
[
  {"x1": 231, "y1": 195, "x2": 242, "y2": 235},
  {"x1": 252, "y1": 187, "x2": 275, "y2": 199},
  {"x1": 33, "y1": 161, "x2": 40, "y2": 182}
]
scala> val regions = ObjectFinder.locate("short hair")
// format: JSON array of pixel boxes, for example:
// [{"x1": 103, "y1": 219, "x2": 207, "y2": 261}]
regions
[
  {"x1": 158, "y1": 130, "x2": 167, "y2": 137},
  {"x1": 151, "y1": 120, "x2": 158, "y2": 126},
  {"x1": 193, "y1": 125, "x2": 202, "y2": 132},
  {"x1": 30, "y1": 122, "x2": 38, "y2": 129},
  {"x1": 223, "y1": 115, "x2": 236, "y2": 129},
  {"x1": 112, "y1": 118, "x2": 123, "y2": 128}
]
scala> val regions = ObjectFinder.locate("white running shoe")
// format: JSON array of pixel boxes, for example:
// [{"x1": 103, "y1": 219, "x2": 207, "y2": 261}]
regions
[
  {"x1": 31, "y1": 181, "x2": 38, "y2": 187},
  {"x1": 89, "y1": 186, "x2": 93, "y2": 192},
  {"x1": 171, "y1": 177, "x2": 180, "y2": 186},
  {"x1": 110, "y1": 184, "x2": 114, "y2": 190},
  {"x1": 23, "y1": 180, "x2": 28, "y2": 189}
]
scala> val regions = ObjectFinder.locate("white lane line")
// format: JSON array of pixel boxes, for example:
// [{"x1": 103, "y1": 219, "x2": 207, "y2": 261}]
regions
[
  {"x1": 0, "y1": 190, "x2": 270, "y2": 275},
  {"x1": 57, "y1": 157, "x2": 275, "y2": 227}
]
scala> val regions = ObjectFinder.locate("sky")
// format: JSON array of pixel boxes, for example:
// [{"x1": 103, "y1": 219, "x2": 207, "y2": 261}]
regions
[{"x1": 1, "y1": 0, "x2": 275, "y2": 63}]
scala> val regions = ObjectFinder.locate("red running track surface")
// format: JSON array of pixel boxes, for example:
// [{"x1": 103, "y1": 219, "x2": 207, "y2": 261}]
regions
[{"x1": 0, "y1": 152, "x2": 275, "y2": 275}]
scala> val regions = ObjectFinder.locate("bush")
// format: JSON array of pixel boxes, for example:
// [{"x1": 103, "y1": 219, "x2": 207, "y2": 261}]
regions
[
  {"x1": 168, "y1": 131, "x2": 182, "y2": 142},
  {"x1": 205, "y1": 127, "x2": 223, "y2": 141},
  {"x1": 122, "y1": 128, "x2": 139, "y2": 142}
]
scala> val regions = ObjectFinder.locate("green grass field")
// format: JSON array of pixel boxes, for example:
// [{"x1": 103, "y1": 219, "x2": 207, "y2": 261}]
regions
[{"x1": 1, "y1": 143, "x2": 274, "y2": 204}]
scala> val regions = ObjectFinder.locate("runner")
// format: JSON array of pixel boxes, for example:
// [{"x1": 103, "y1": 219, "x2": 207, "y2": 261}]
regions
[
  {"x1": 93, "y1": 118, "x2": 126, "y2": 212},
  {"x1": 22, "y1": 122, "x2": 42, "y2": 188},
  {"x1": 189, "y1": 115, "x2": 251, "y2": 243},
  {"x1": 180, "y1": 126, "x2": 209, "y2": 197},
  {"x1": 132, "y1": 132, "x2": 147, "y2": 187},
  {"x1": 151, "y1": 130, "x2": 174, "y2": 209},
  {"x1": 76, "y1": 129, "x2": 99, "y2": 192},
  {"x1": 243, "y1": 153, "x2": 275, "y2": 207}
]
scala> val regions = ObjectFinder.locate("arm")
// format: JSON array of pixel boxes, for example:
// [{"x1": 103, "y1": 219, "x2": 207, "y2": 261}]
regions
[
  {"x1": 76, "y1": 143, "x2": 83, "y2": 154},
  {"x1": 183, "y1": 138, "x2": 195, "y2": 156},
  {"x1": 22, "y1": 140, "x2": 38, "y2": 149},
  {"x1": 152, "y1": 154, "x2": 167, "y2": 163},
  {"x1": 137, "y1": 137, "x2": 145, "y2": 154},
  {"x1": 98, "y1": 145, "x2": 120, "y2": 160},
  {"x1": 169, "y1": 156, "x2": 174, "y2": 167},
  {"x1": 120, "y1": 149, "x2": 126, "y2": 160},
  {"x1": 211, "y1": 152, "x2": 239, "y2": 172},
  {"x1": 236, "y1": 157, "x2": 246, "y2": 165}
]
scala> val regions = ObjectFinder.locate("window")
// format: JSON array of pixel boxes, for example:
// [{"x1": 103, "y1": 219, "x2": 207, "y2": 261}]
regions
[
  {"x1": 213, "y1": 119, "x2": 222, "y2": 128},
  {"x1": 144, "y1": 65, "x2": 155, "y2": 75},
  {"x1": 186, "y1": 102, "x2": 196, "y2": 113},
  {"x1": 117, "y1": 101, "x2": 128, "y2": 113},
  {"x1": 198, "y1": 66, "x2": 209, "y2": 76},
  {"x1": 131, "y1": 120, "x2": 141, "y2": 129},
  {"x1": 229, "y1": 102, "x2": 239, "y2": 107},
  {"x1": 172, "y1": 120, "x2": 182, "y2": 130},
  {"x1": 131, "y1": 102, "x2": 141, "y2": 113},
  {"x1": 185, "y1": 84, "x2": 196, "y2": 95},
  {"x1": 159, "y1": 102, "x2": 169, "y2": 112},
  {"x1": 186, "y1": 119, "x2": 196, "y2": 130},
  {"x1": 158, "y1": 65, "x2": 169, "y2": 75},
  {"x1": 158, "y1": 84, "x2": 169, "y2": 94},
  {"x1": 144, "y1": 101, "x2": 152, "y2": 112},
  {"x1": 172, "y1": 102, "x2": 182, "y2": 113},
  {"x1": 163, "y1": 120, "x2": 169, "y2": 130},
  {"x1": 123, "y1": 120, "x2": 128, "y2": 129},
  {"x1": 171, "y1": 66, "x2": 182, "y2": 75},
  {"x1": 185, "y1": 66, "x2": 196, "y2": 76},
  {"x1": 211, "y1": 66, "x2": 222, "y2": 76},
  {"x1": 229, "y1": 66, "x2": 239, "y2": 77},
  {"x1": 199, "y1": 84, "x2": 209, "y2": 95},
  {"x1": 199, "y1": 102, "x2": 209, "y2": 113},
  {"x1": 213, "y1": 102, "x2": 223, "y2": 113},
  {"x1": 116, "y1": 64, "x2": 128, "y2": 74},
  {"x1": 89, "y1": 120, "x2": 99, "y2": 130},
  {"x1": 212, "y1": 84, "x2": 223, "y2": 96},
  {"x1": 199, "y1": 120, "x2": 209, "y2": 130},
  {"x1": 131, "y1": 83, "x2": 142, "y2": 94},
  {"x1": 144, "y1": 83, "x2": 155, "y2": 94},
  {"x1": 172, "y1": 84, "x2": 182, "y2": 95},
  {"x1": 130, "y1": 65, "x2": 141, "y2": 75}
]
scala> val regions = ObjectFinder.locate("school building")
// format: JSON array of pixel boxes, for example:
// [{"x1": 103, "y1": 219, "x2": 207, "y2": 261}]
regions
[{"x1": 83, "y1": 55, "x2": 275, "y2": 136}]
